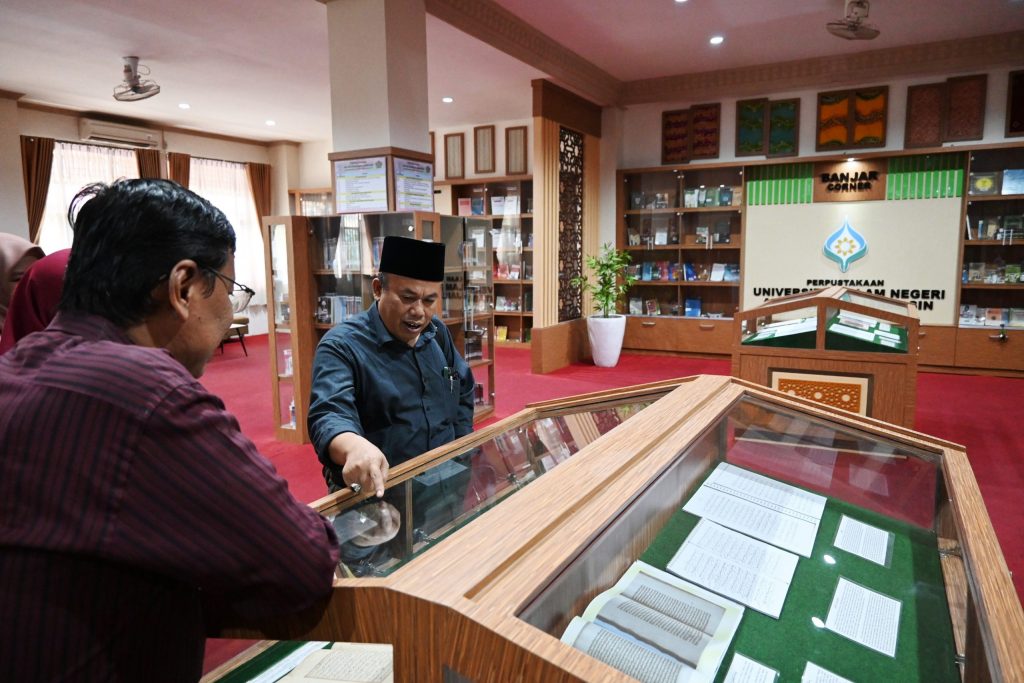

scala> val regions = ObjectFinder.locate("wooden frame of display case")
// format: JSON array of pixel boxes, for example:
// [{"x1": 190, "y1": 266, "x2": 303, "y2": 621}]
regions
[
  {"x1": 213, "y1": 375, "x2": 1023, "y2": 683},
  {"x1": 732, "y1": 286, "x2": 920, "y2": 427},
  {"x1": 288, "y1": 187, "x2": 333, "y2": 216}
]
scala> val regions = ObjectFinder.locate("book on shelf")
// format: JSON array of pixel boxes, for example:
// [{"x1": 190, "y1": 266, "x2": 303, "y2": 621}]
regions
[
  {"x1": 508, "y1": 263, "x2": 521, "y2": 280},
  {"x1": 723, "y1": 263, "x2": 740, "y2": 282},
  {"x1": 658, "y1": 261, "x2": 671, "y2": 280},
  {"x1": 457, "y1": 198, "x2": 473, "y2": 217},
  {"x1": 503, "y1": 196, "x2": 520, "y2": 215},
  {"x1": 630, "y1": 191, "x2": 645, "y2": 210},
  {"x1": 627, "y1": 263, "x2": 642, "y2": 280},
  {"x1": 371, "y1": 236, "x2": 386, "y2": 270},
  {"x1": 1005, "y1": 264, "x2": 1021, "y2": 283},
  {"x1": 495, "y1": 326, "x2": 508, "y2": 342},
  {"x1": 490, "y1": 196, "x2": 505, "y2": 215},
  {"x1": 629, "y1": 297, "x2": 643, "y2": 315},
  {"x1": 496, "y1": 262, "x2": 510, "y2": 280},
  {"x1": 712, "y1": 219, "x2": 731, "y2": 244},
  {"x1": 718, "y1": 186, "x2": 734, "y2": 206},
  {"x1": 695, "y1": 225, "x2": 709, "y2": 245},
  {"x1": 1010, "y1": 308, "x2": 1024, "y2": 327},
  {"x1": 645, "y1": 298, "x2": 661, "y2": 315},
  {"x1": 1002, "y1": 168, "x2": 1024, "y2": 195},
  {"x1": 470, "y1": 197, "x2": 485, "y2": 215},
  {"x1": 654, "y1": 224, "x2": 669, "y2": 245},
  {"x1": 683, "y1": 262, "x2": 697, "y2": 281},
  {"x1": 1000, "y1": 215, "x2": 1024, "y2": 240},
  {"x1": 684, "y1": 298, "x2": 702, "y2": 317},
  {"x1": 683, "y1": 188, "x2": 699, "y2": 208},
  {"x1": 641, "y1": 262, "x2": 653, "y2": 281},
  {"x1": 561, "y1": 561, "x2": 742, "y2": 683},
  {"x1": 703, "y1": 186, "x2": 720, "y2": 207},
  {"x1": 985, "y1": 308, "x2": 1008, "y2": 325},
  {"x1": 709, "y1": 263, "x2": 726, "y2": 282},
  {"x1": 967, "y1": 262, "x2": 984, "y2": 282}
]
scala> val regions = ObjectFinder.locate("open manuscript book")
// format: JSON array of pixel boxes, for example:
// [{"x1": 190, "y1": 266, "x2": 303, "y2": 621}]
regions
[{"x1": 561, "y1": 561, "x2": 743, "y2": 683}]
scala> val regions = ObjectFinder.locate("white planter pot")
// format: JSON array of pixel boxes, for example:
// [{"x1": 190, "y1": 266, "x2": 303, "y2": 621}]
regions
[{"x1": 587, "y1": 314, "x2": 627, "y2": 367}]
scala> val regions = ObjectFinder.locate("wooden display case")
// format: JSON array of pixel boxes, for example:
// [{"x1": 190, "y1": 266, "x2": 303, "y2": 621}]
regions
[
  {"x1": 732, "y1": 286, "x2": 919, "y2": 427},
  {"x1": 437, "y1": 176, "x2": 534, "y2": 344},
  {"x1": 212, "y1": 376, "x2": 1022, "y2": 683},
  {"x1": 440, "y1": 215, "x2": 497, "y2": 421},
  {"x1": 288, "y1": 188, "x2": 333, "y2": 216},
  {"x1": 616, "y1": 164, "x2": 744, "y2": 355},
  {"x1": 958, "y1": 143, "x2": 1024, "y2": 372}
]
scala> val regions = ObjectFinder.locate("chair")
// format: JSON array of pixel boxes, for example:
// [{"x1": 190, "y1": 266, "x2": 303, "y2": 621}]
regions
[{"x1": 220, "y1": 291, "x2": 250, "y2": 356}]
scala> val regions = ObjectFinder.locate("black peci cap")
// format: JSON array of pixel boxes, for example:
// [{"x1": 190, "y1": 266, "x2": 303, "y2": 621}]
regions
[{"x1": 378, "y1": 236, "x2": 444, "y2": 282}]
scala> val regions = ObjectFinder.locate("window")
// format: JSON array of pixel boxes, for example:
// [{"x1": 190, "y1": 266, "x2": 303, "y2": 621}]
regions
[
  {"x1": 189, "y1": 158, "x2": 266, "y2": 307},
  {"x1": 38, "y1": 142, "x2": 139, "y2": 254}
]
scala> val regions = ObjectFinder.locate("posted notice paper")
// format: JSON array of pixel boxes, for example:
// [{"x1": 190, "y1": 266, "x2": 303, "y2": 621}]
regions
[
  {"x1": 667, "y1": 519, "x2": 799, "y2": 619},
  {"x1": 562, "y1": 561, "x2": 744, "y2": 683},
  {"x1": 683, "y1": 462, "x2": 826, "y2": 557},
  {"x1": 834, "y1": 515, "x2": 893, "y2": 566},
  {"x1": 278, "y1": 642, "x2": 393, "y2": 683},
  {"x1": 825, "y1": 577, "x2": 902, "y2": 657},
  {"x1": 723, "y1": 654, "x2": 778, "y2": 683}
]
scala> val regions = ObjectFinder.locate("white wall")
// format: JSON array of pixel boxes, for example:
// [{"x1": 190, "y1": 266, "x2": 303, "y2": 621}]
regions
[{"x1": 431, "y1": 118, "x2": 532, "y2": 182}]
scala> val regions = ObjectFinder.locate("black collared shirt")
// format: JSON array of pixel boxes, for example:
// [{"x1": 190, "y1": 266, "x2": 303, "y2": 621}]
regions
[{"x1": 308, "y1": 302, "x2": 475, "y2": 482}]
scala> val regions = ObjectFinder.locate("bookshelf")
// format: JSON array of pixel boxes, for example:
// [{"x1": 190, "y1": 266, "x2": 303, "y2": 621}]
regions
[
  {"x1": 287, "y1": 187, "x2": 333, "y2": 216},
  {"x1": 958, "y1": 144, "x2": 1024, "y2": 371},
  {"x1": 438, "y1": 176, "x2": 534, "y2": 344},
  {"x1": 616, "y1": 164, "x2": 744, "y2": 355}
]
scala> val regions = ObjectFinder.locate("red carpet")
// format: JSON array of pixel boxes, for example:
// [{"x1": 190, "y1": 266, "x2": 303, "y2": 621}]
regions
[{"x1": 200, "y1": 334, "x2": 1024, "y2": 674}]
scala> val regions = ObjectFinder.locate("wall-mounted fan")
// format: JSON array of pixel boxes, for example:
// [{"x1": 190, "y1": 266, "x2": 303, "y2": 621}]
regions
[
  {"x1": 826, "y1": 0, "x2": 880, "y2": 40},
  {"x1": 113, "y1": 56, "x2": 161, "y2": 102}
]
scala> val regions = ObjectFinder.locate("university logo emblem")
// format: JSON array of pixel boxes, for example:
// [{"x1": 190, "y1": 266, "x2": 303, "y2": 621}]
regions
[{"x1": 823, "y1": 218, "x2": 867, "y2": 273}]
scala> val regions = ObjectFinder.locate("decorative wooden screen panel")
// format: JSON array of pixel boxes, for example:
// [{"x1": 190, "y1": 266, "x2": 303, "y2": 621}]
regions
[
  {"x1": 558, "y1": 127, "x2": 583, "y2": 322},
  {"x1": 945, "y1": 75, "x2": 987, "y2": 142},
  {"x1": 904, "y1": 83, "x2": 946, "y2": 149}
]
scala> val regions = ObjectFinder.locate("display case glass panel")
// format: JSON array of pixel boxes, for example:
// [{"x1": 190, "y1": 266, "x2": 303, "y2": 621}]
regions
[
  {"x1": 519, "y1": 394, "x2": 955, "y2": 683},
  {"x1": 327, "y1": 395, "x2": 659, "y2": 577}
]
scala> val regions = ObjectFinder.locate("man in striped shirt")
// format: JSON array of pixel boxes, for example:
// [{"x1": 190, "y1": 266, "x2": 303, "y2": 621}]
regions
[{"x1": 0, "y1": 179, "x2": 340, "y2": 682}]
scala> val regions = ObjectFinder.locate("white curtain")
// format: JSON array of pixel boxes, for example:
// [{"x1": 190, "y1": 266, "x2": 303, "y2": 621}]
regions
[
  {"x1": 188, "y1": 157, "x2": 267, "y2": 308},
  {"x1": 37, "y1": 142, "x2": 139, "y2": 254}
]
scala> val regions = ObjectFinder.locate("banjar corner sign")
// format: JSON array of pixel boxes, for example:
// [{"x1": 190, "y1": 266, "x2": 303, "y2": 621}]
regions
[
  {"x1": 824, "y1": 218, "x2": 867, "y2": 273},
  {"x1": 813, "y1": 160, "x2": 886, "y2": 202}
]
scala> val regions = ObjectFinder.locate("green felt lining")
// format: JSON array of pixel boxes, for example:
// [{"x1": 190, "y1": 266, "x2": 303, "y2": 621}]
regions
[{"x1": 640, "y1": 491, "x2": 958, "y2": 682}]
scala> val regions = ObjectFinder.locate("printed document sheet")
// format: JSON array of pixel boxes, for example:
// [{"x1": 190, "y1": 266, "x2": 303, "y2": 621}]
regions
[
  {"x1": 825, "y1": 577, "x2": 901, "y2": 657},
  {"x1": 683, "y1": 463, "x2": 826, "y2": 556},
  {"x1": 801, "y1": 661, "x2": 855, "y2": 683},
  {"x1": 667, "y1": 519, "x2": 799, "y2": 618},
  {"x1": 834, "y1": 515, "x2": 893, "y2": 566},
  {"x1": 723, "y1": 653, "x2": 778, "y2": 682}
]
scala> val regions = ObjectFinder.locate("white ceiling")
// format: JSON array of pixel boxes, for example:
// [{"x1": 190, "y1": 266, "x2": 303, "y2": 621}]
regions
[{"x1": 0, "y1": 0, "x2": 1021, "y2": 144}]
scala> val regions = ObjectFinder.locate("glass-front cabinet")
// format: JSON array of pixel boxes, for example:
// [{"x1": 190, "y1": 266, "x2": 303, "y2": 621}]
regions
[{"x1": 214, "y1": 376, "x2": 1023, "y2": 683}]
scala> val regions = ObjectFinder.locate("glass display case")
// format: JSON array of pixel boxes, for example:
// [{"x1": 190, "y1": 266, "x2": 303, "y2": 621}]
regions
[
  {"x1": 732, "y1": 286, "x2": 920, "y2": 427},
  {"x1": 213, "y1": 376, "x2": 1022, "y2": 683},
  {"x1": 441, "y1": 215, "x2": 496, "y2": 420}
]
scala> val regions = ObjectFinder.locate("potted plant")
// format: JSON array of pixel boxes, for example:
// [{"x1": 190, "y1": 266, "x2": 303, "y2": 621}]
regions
[{"x1": 571, "y1": 243, "x2": 638, "y2": 367}]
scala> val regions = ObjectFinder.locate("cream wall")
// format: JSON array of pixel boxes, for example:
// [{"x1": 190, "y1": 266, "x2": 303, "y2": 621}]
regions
[
  {"x1": 431, "y1": 118, "x2": 532, "y2": 182},
  {"x1": 744, "y1": 199, "x2": 963, "y2": 325},
  {"x1": 0, "y1": 98, "x2": 27, "y2": 238}
]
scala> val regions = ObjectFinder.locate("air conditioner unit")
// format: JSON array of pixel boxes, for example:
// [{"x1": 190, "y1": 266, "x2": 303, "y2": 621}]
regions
[{"x1": 79, "y1": 118, "x2": 163, "y2": 149}]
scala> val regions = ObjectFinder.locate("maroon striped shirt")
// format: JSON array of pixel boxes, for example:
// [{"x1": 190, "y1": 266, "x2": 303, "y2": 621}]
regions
[{"x1": 0, "y1": 311, "x2": 339, "y2": 682}]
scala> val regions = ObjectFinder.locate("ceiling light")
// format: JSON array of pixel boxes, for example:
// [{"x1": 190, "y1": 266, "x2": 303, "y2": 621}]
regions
[
  {"x1": 675, "y1": 0, "x2": 688, "y2": 3},
  {"x1": 265, "y1": 119, "x2": 276, "y2": 127},
  {"x1": 441, "y1": 96, "x2": 454, "y2": 104},
  {"x1": 847, "y1": 157, "x2": 857, "y2": 162},
  {"x1": 178, "y1": 103, "x2": 190, "y2": 110},
  {"x1": 709, "y1": 35, "x2": 724, "y2": 45}
]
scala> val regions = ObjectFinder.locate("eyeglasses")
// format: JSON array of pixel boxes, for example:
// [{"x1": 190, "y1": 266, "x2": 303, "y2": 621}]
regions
[{"x1": 206, "y1": 268, "x2": 255, "y2": 310}]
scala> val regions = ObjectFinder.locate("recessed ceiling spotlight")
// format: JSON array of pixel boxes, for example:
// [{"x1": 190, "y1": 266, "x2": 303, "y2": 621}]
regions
[
  {"x1": 442, "y1": 96, "x2": 454, "y2": 104},
  {"x1": 265, "y1": 119, "x2": 276, "y2": 127},
  {"x1": 675, "y1": 0, "x2": 688, "y2": 3},
  {"x1": 709, "y1": 35, "x2": 724, "y2": 45},
  {"x1": 178, "y1": 102, "x2": 190, "y2": 110},
  {"x1": 847, "y1": 157, "x2": 857, "y2": 162}
]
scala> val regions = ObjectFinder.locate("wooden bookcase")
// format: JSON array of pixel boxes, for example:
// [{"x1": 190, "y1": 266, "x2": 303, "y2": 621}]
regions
[
  {"x1": 437, "y1": 176, "x2": 534, "y2": 344},
  {"x1": 287, "y1": 188, "x2": 333, "y2": 216},
  {"x1": 958, "y1": 143, "x2": 1024, "y2": 372},
  {"x1": 616, "y1": 164, "x2": 745, "y2": 355}
]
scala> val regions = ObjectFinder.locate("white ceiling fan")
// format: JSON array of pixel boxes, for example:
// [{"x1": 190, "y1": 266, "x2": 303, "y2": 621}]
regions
[
  {"x1": 113, "y1": 56, "x2": 161, "y2": 102},
  {"x1": 826, "y1": 0, "x2": 881, "y2": 40}
]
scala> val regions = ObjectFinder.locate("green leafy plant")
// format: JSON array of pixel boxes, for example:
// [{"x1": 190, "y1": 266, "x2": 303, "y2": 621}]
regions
[{"x1": 571, "y1": 243, "x2": 637, "y2": 318}]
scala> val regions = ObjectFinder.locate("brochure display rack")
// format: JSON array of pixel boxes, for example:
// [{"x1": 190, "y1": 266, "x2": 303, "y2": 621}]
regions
[
  {"x1": 732, "y1": 286, "x2": 920, "y2": 427},
  {"x1": 212, "y1": 376, "x2": 1021, "y2": 683}
]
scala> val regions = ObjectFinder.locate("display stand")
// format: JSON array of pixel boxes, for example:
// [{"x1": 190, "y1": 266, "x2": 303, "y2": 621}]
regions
[
  {"x1": 211, "y1": 375, "x2": 1021, "y2": 683},
  {"x1": 732, "y1": 286, "x2": 919, "y2": 427}
]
